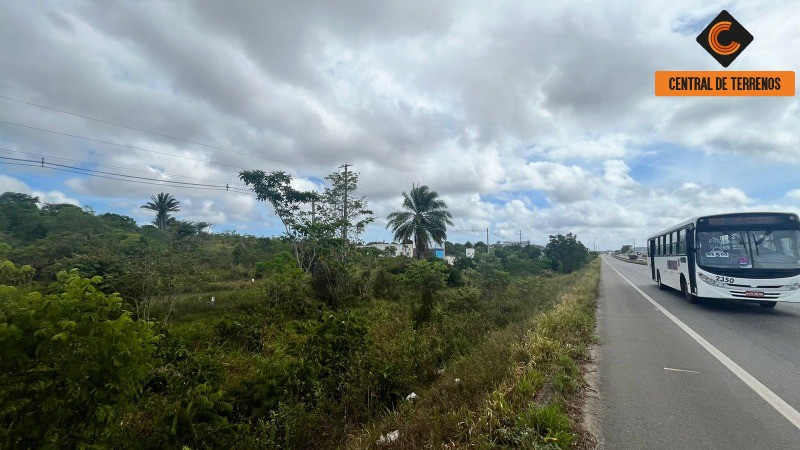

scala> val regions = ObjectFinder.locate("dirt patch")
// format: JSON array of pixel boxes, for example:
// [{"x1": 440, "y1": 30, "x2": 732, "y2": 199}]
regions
[{"x1": 571, "y1": 297, "x2": 603, "y2": 450}]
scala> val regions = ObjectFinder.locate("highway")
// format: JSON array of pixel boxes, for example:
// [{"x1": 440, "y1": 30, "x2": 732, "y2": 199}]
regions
[{"x1": 596, "y1": 255, "x2": 800, "y2": 449}]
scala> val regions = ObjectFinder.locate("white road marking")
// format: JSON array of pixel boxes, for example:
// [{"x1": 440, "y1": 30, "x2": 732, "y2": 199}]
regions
[
  {"x1": 604, "y1": 258, "x2": 800, "y2": 431},
  {"x1": 664, "y1": 367, "x2": 700, "y2": 374}
]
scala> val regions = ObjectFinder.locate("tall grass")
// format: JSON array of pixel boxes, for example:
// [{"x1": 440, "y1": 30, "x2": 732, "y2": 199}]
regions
[{"x1": 347, "y1": 262, "x2": 600, "y2": 449}]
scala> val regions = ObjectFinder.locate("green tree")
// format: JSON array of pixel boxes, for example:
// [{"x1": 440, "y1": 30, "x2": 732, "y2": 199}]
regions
[
  {"x1": 0, "y1": 261, "x2": 35, "y2": 286},
  {"x1": 0, "y1": 192, "x2": 47, "y2": 243},
  {"x1": 544, "y1": 233, "x2": 589, "y2": 273},
  {"x1": 0, "y1": 269, "x2": 157, "y2": 448},
  {"x1": 141, "y1": 193, "x2": 181, "y2": 230},
  {"x1": 109, "y1": 237, "x2": 202, "y2": 325},
  {"x1": 239, "y1": 170, "x2": 324, "y2": 272},
  {"x1": 386, "y1": 185, "x2": 454, "y2": 259},
  {"x1": 240, "y1": 169, "x2": 373, "y2": 273},
  {"x1": 403, "y1": 260, "x2": 448, "y2": 324},
  {"x1": 317, "y1": 170, "x2": 374, "y2": 244},
  {"x1": 619, "y1": 244, "x2": 633, "y2": 254}
]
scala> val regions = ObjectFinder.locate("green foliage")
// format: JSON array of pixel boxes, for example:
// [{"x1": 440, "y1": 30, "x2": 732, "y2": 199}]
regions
[
  {"x1": 475, "y1": 252, "x2": 512, "y2": 297},
  {"x1": 159, "y1": 383, "x2": 237, "y2": 449},
  {"x1": 0, "y1": 269, "x2": 158, "y2": 448},
  {"x1": 0, "y1": 260, "x2": 35, "y2": 286},
  {"x1": 386, "y1": 185, "x2": 454, "y2": 259},
  {"x1": 544, "y1": 232, "x2": 589, "y2": 273},
  {"x1": 317, "y1": 170, "x2": 374, "y2": 242},
  {"x1": 0, "y1": 192, "x2": 46, "y2": 244},
  {"x1": 259, "y1": 251, "x2": 319, "y2": 318},
  {"x1": 254, "y1": 310, "x2": 368, "y2": 413},
  {"x1": 403, "y1": 260, "x2": 448, "y2": 324},
  {"x1": 0, "y1": 189, "x2": 600, "y2": 448},
  {"x1": 141, "y1": 192, "x2": 181, "y2": 230},
  {"x1": 514, "y1": 404, "x2": 575, "y2": 448},
  {"x1": 240, "y1": 170, "x2": 375, "y2": 276}
]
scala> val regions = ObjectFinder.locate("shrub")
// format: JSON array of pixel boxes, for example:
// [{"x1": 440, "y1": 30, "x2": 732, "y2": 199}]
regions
[
  {"x1": 0, "y1": 269, "x2": 157, "y2": 448},
  {"x1": 402, "y1": 260, "x2": 448, "y2": 325},
  {"x1": 260, "y1": 252, "x2": 319, "y2": 318},
  {"x1": 158, "y1": 383, "x2": 238, "y2": 449}
]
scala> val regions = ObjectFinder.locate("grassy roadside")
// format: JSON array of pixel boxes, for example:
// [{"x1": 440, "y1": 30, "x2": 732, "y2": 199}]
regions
[
  {"x1": 347, "y1": 259, "x2": 600, "y2": 449},
  {"x1": 468, "y1": 258, "x2": 600, "y2": 449}
]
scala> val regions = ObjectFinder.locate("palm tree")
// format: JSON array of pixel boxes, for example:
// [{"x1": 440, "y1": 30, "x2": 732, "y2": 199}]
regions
[
  {"x1": 386, "y1": 185, "x2": 454, "y2": 259},
  {"x1": 141, "y1": 193, "x2": 181, "y2": 229}
]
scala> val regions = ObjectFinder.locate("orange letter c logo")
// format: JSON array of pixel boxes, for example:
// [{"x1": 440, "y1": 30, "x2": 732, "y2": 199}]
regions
[{"x1": 708, "y1": 21, "x2": 740, "y2": 55}]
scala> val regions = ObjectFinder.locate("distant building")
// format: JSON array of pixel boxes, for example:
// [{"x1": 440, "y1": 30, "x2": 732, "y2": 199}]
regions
[
  {"x1": 400, "y1": 239, "x2": 414, "y2": 257},
  {"x1": 362, "y1": 242, "x2": 397, "y2": 252},
  {"x1": 432, "y1": 247, "x2": 445, "y2": 259},
  {"x1": 465, "y1": 247, "x2": 475, "y2": 258},
  {"x1": 499, "y1": 240, "x2": 531, "y2": 247},
  {"x1": 444, "y1": 255, "x2": 456, "y2": 265}
]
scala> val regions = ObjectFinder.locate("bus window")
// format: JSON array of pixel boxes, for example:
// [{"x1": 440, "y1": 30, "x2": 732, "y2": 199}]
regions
[
  {"x1": 669, "y1": 232, "x2": 674, "y2": 255},
  {"x1": 678, "y1": 229, "x2": 686, "y2": 254}
]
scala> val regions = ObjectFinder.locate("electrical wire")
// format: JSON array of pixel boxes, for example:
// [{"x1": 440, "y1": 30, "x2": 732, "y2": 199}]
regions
[
  {"x1": 0, "y1": 119, "x2": 254, "y2": 171},
  {"x1": 0, "y1": 94, "x2": 329, "y2": 172},
  {"x1": 0, "y1": 147, "x2": 246, "y2": 187},
  {"x1": 0, "y1": 156, "x2": 257, "y2": 196}
]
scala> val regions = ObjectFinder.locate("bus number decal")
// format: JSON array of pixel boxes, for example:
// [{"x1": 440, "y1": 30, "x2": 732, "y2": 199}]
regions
[{"x1": 715, "y1": 276, "x2": 734, "y2": 284}]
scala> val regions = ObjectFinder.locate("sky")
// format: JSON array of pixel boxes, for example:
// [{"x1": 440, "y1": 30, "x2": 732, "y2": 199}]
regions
[{"x1": 1, "y1": 0, "x2": 799, "y2": 250}]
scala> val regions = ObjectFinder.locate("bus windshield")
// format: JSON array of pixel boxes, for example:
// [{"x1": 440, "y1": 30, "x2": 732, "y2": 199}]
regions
[{"x1": 697, "y1": 229, "x2": 800, "y2": 270}]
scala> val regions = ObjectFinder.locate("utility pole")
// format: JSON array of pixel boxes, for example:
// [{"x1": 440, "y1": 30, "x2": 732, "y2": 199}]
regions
[
  {"x1": 311, "y1": 196, "x2": 316, "y2": 225},
  {"x1": 519, "y1": 230, "x2": 522, "y2": 246},
  {"x1": 340, "y1": 163, "x2": 351, "y2": 244},
  {"x1": 486, "y1": 227, "x2": 490, "y2": 254}
]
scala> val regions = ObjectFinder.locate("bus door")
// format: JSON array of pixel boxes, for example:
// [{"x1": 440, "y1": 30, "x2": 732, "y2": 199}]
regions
[
  {"x1": 649, "y1": 239, "x2": 656, "y2": 280},
  {"x1": 686, "y1": 227, "x2": 696, "y2": 293}
]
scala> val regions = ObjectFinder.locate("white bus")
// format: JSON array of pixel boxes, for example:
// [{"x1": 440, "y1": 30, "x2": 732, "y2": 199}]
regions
[{"x1": 648, "y1": 212, "x2": 800, "y2": 308}]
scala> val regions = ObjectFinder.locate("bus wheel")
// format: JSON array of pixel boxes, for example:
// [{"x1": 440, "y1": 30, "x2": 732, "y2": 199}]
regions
[
  {"x1": 759, "y1": 301, "x2": 777, "y2": 308},
  {"x1": 681, "y1": 277, "x2": 697, "y2": 303},
  {"x1": 657, "y1": 272, "x2": 666, "y2": 290}
]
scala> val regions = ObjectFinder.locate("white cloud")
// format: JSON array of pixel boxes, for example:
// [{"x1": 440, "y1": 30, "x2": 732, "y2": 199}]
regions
[
  {"x1": 2, "y1": 0, "x2": 799, "y2": 250},
  {"x1": 0, "y1": 175, "x2": 81, "y2": 206},
  {"x1": 787, "y1": 189, "x2": 800, "y2": 201}
]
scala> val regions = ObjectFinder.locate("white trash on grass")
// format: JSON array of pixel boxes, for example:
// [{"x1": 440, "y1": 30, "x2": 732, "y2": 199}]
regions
[{"x1": 377, "y1": 430, "x2": 399, "y2": 445}]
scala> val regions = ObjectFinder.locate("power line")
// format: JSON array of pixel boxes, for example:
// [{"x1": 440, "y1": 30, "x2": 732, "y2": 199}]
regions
[
  {"x1": 0, "y1": 119, "x2": 248, "y2": 170},
  {"x1": 0, "y1": 94, "x2": 329, "y2": 172},
  {"x1": 0, "y1": 119, "x2": 333, "y2": 175},
  {"x1": 0, "y1": 156, "x2": 257, "y2": 195},
  {"x1": 0, "y1": 147, "x2": 245, "y2": 187}
]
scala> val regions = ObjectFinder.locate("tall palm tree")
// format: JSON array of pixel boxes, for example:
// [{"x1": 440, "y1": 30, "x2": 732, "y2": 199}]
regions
[
  {"x1": 141, "y1": 193, "x2": 181, "y2": 229},
  {"x1": 386, "y1": 185, "x2": 454, "y2": 259}
]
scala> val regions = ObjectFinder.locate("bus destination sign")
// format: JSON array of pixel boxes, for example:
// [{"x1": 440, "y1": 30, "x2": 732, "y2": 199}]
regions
[{"x1": 706, "y1": 216, "x2": 786, "y2": 226}]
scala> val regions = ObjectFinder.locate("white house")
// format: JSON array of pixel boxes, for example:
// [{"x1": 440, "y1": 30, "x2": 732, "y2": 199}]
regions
[
  {"x1": 362, "y1": 242, "x2": 396, "y2": 252},
  {"x1": 399, "y1": 239, "x2": 414, "y2": 257},
  {"x1": 465, "y1": 248, "x2": 475, "y2": 258},
  {"x1": 360, "y1": 240, "x2": 415, "y2": 257}
]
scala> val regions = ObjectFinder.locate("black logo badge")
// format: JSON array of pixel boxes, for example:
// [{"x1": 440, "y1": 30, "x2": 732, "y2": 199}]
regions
[{"x1": 696, "y1": 10, "x2": 753, "y2": 67}]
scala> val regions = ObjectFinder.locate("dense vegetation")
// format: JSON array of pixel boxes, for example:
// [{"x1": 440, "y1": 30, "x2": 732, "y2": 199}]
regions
[{"x1": 0, "y1": 179, "x2": 593, "y2": 448}]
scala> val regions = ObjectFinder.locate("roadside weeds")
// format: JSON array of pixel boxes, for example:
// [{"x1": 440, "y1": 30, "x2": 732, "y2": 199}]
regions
[{"x1": 349, "y1": 259, "x2": 601, "y2": 449}]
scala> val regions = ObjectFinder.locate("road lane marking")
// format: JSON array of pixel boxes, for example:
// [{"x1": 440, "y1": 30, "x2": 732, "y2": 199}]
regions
[
  {"x1": 604, "y1": 258, "x2": 800, "y2": 431},
  {"x1": 664, "y1": 367, "x2": 700, "y2": 374}
]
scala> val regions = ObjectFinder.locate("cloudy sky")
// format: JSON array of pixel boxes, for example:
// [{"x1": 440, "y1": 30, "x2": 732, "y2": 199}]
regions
[{"x1": 1, "y1": 0, "x2": 799, "y2": 250}]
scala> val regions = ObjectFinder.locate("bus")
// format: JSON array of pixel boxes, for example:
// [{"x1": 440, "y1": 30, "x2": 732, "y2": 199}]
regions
[{"x1": 647, "y1": 212, "x2": 800, "y2": 308}]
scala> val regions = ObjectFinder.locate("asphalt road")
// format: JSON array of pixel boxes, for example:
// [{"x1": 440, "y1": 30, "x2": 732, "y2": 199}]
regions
[{"x1": 596, "y1": 255, "x2": 800, "y2": 449}]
